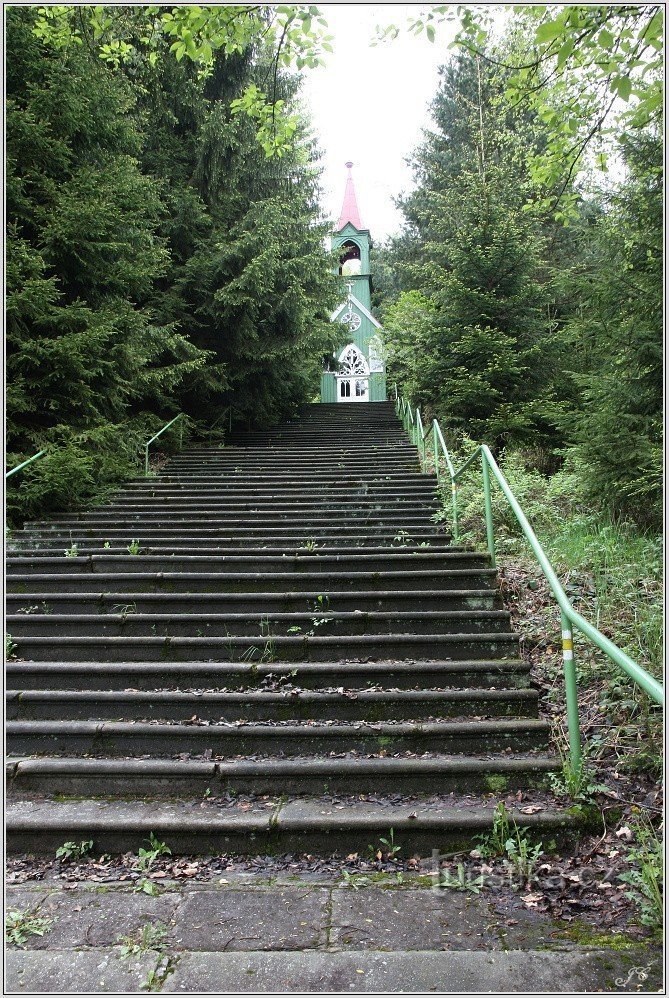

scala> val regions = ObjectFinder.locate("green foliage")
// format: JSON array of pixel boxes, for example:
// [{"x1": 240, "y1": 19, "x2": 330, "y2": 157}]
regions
[
  {"x1": 117, "y1": 922, "x2": 169, "y2": 960},
  {"x1": 31, "y1": 5, "x2": 334, "y2": 158},
  {"x1": 475, "y1": 802, "x2": 543, "y2": 883},
  {"x1": 618, "y1": 819, "x2": 663, "y2": 927},
  {"x1": 440, "y1": 863, "x2": 486, "y2": 894},
  {"x1": 5, "y1": 635, "x2": 17, "y2": 660},
  {"x1": 382, "y1": 49, "x2": 561, "y2": 447},
  {"x1": 7, "y1": 7, "x2": 335, "y2": 523},
  {"x1": 446, "y1": 449, "x2": 662, "y2": 681},
  {"x1": 556, "y1": 134, "x2": 662, "y2": 526},
  {"x1": 134, "y1": 833, "x2": 172, "y2": 873},
  {"x1": 378, "y1": 5, "x2": 662, "y2": 217},
  {"x1": 476, "y1": 801, "x2": 511, "y2": 858},
  {"x1": 133, "y1": 878, "x2": 161, "y2": 897},
  {"x1": 377, "y1": 12, "x2": 662, "y2": 532},
  {"x1": 5, "y1": 909, "x2": 54, "y2": 947},
  {"x1": 503, "y1": 829, "x2": 543, "y2": 884},
  {"x1": 56, "y1": 839, "x2": 94, "y2": 860}
]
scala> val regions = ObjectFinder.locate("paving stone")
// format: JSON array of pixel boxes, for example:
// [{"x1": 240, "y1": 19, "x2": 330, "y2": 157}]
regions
[
  {"x1": 330, "y1": 887, "x2": 500, "y2": 951},
  {"x1": 6, "y1": 950, "x2": 160, "y2": 993},
  {"x1": 172, "y1": 886, "x2": 330, "y2": 951},
  {"x1": 164, "y1": 949, "x2": 664, "y2": 993},
  {"x1": 7, "y1": 887, "x2": 180, "y2": 949}
]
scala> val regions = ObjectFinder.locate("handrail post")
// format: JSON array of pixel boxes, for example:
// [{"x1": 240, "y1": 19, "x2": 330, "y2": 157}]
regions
[
  {"x1": 481, "y1": 451, "x2": 496, "y2": 568},
  {"x1": 451, "y1": 481, "x2": 459, "y2": 544},
  {"x1": 433, "y1": 420, "x2": 440, "y2": 485},
  {"x1": 144, "y1": 443, "x2": 150, "y2": 476},
  {"x1": 561, "y1": 610, "x2": 582, "y2": 775}
]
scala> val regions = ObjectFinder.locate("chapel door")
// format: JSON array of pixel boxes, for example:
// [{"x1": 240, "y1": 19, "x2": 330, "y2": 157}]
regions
[{"x1": 338, "y1": 377, "x2": 369, "y2": 402}]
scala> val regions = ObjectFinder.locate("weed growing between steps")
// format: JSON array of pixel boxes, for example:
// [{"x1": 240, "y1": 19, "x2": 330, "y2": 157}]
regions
[{"x1": 431, "y1": 448, "x2": 663, "y2": 934}]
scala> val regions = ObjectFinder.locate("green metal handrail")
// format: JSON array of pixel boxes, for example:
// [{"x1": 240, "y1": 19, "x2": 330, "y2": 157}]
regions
[
  {"x1": 6, "y1": 450, "x2": 47, "y2": 480},
  {"x1": 207, "y1": 406, "x2": 233, "y2": 440},
  {"x1": 394, "y1": 387, "x2": 664, "y2": 774},
  {"x1": 144, "y1": 414, "x2": 184, "y2": 475}
]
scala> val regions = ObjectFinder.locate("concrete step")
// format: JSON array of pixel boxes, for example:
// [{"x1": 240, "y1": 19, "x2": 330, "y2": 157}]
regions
[
  {"x1": 15, "y1": 524, "x2": 448, "y2": 541},
  {"x1": 19, "y1": 513, "x2": 442, "y2": 530},
  {"x1": 6, "y1": 609, "x2": 513, "y2": 639},
  {"x1": 6, "y1": 755, "x2": 558, "y2": 803},
  {"x1": 7, "y1": 540, "x2": 456, "y2": 556},
  {"x1": 165, "y1": 448, "x2": 416, "y2": 458},
  {"x1": 6, "y1": 687, "x2": 539, "y2": 722},
  {"x1": 17, "y1": 522, "x2": 447, "y2": 539},
  {"x1": 9, "y1": 630, "x2": 521, "y2": 663},
  {"x1": 104, "y1": 484, "x2": 436, "y2": 501},
  {"x1": 93, "y1": 496, "x2": 438, "y2": 512},
  {"x1": 6, "y1": 567, "x2": 498, "y2": 594},
  {"x1": 6, "y1": 551, "x2": 489, "y2": 575},
  {"x1": 5, "y1": 659, "x2": 532, "y2": 691},
  {"x1": 120, "y1": 478, "x2": 437, "y2": 491},
  {"x1": 160, "y1": 461, "x2": 420, "y2": 473},
  {"x1": 186, "y1": 439, "x2": 415, "y2": 449},
  {"x1": 6, "y1": 587, "x2": 498, "y2": 615},
  {"x1": 101, "y1": 490, "x2": 439, "y2": 506},
  {"x1": 7, "y1": 534, "x2": 452, "y2": 552},
  {"x1": 6, "y1": 716, "x2": 549, "y2": 756}
]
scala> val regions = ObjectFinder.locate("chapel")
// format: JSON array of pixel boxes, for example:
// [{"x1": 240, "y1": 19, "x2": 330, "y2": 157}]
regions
[{"x1": 320, "y1": 162, "x2": 387, "y2": 403}]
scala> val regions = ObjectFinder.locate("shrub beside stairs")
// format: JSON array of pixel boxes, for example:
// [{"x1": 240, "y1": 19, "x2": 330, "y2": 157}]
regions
[{"x1": 6, "y1": 402, "x2": 580, "y2": 854}]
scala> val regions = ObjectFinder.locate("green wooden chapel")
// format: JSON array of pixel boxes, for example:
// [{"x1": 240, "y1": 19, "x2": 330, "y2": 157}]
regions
[{"x1": 320, "y1": 163, "x2": 387, "y2": 403}]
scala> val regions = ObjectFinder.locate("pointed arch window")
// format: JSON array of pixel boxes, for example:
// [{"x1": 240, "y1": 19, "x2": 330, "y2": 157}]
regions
[{"x1": 338, "y1": 344, "x2": 369, "y2": 376}]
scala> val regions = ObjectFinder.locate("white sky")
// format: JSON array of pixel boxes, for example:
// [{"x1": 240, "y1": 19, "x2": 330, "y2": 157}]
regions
[{"x1": 300, "y1": 4, "x2": 460, "y2": 243}]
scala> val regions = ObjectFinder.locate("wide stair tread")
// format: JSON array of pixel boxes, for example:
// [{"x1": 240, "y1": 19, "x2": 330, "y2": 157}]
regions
[{"x1": 6, "y1": 795, "x2": 578, "y2": 854}]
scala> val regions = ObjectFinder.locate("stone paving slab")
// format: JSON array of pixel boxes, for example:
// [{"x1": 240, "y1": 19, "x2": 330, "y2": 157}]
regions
[
  {"x1": 13, "y1": 889, "x2": 181, "y2": 950},
  {"x1": 6, "y1": 950, "x2": 160, "y2": 993},
  {"x1": 330, "y1": 889, "x2": 499, "y2": 951},
  {"x1": 172, "y1": 886, "x2": 330, "y2": 951},
  {"x1": 6, "y1": 948, "x2": 663, "y2": 993}
]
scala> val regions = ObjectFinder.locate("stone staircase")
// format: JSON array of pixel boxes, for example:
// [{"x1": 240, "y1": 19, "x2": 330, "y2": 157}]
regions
[{"x1": 6, "y1": 402, "x2": 574, "y2": 854}]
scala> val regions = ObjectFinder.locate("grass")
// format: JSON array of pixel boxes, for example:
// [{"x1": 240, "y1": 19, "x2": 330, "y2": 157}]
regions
[{"x1": 442, "y1": 452, "x2": 663, "y2": 682}]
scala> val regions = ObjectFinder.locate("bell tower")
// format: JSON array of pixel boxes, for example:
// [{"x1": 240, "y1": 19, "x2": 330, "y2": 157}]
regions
[{"x1": 321, "y1": 163, "x2": 387, "y2": 403}]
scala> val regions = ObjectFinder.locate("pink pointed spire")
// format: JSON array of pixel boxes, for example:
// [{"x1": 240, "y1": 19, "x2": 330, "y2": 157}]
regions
[{"x1": 337, "y1": 161, "x2": 363, "y2": 230}]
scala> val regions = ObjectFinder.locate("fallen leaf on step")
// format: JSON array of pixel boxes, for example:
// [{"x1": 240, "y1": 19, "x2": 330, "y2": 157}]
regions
[
  {"x1": 521, "y1": 893, "x2": 543, "y2": 908},
  {"x1": 520, "y1": 805, "x2": 544, "y2": 814}
]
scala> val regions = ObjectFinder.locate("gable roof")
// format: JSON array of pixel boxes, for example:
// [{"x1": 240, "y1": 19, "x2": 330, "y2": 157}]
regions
[{"x1": 330, "y1": 293, "x2": 382, "y2": 330}]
